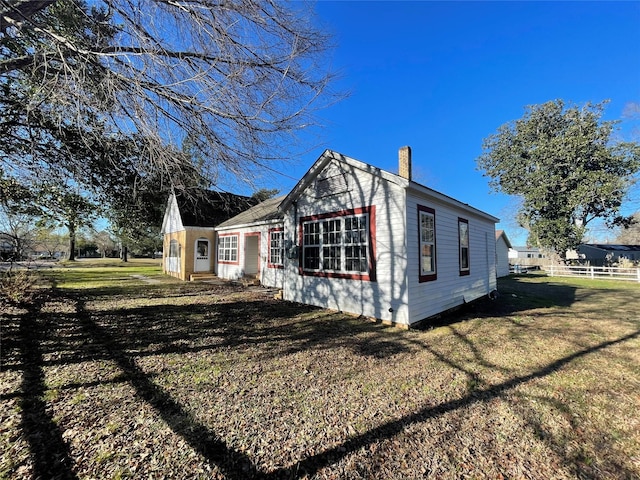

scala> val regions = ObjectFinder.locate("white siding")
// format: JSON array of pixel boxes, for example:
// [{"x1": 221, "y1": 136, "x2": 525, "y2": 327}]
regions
[
  {"x1": 161, "y1": 195, "x2": 184, "y2": 234},
  {"x1": 496, "y1": 236, "x2": 511, "y2": 277},
  {"x1": 282, "y1": 159, "x2": 410, "y2": 325},
  {"x1": 406, "y1": 192, "x2": 497, "y2": 324},
  {"x1": 215, "y1": 223, "x2": 285, "y2": 288}
]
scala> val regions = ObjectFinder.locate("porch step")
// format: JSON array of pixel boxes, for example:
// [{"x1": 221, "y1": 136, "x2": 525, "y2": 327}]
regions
[
  {"x1": 240, "y1": 275, "x2": 261, "y2": 287},
  {"x1": 189, "y1": 273, "x2": 220, "y2": 282}
]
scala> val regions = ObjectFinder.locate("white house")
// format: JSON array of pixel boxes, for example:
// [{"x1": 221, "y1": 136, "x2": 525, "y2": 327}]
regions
[
  {"x1": 508, "y1": 246, "x2": 547, "y2": 266},
  {"x1": 214, "y1": 195, "x2": 286, "y2": 288},
  {"x1": 495, "y1": 230, "x2": 512, "y2": 277},
  {"x1": 212, "y1": 147, "x2": 499, "y2": 328}
]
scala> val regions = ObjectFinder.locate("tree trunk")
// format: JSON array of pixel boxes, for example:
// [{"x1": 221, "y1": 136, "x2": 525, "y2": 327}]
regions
[
  {"x1": 121, "y1": 245, "x2": 128, "y2": 262},
  {"x1": 67, "y1": 224, "x2": 76, "y2": 261}
]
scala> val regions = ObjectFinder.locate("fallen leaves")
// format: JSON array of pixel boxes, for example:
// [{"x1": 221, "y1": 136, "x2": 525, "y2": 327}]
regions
[{"x1": 1, "y1": 276, "x2": 639, "y2": 479}]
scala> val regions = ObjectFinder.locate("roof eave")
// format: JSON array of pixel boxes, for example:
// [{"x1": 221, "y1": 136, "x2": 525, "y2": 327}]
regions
[
  {"x1": 215, "y1": 218, "x2": 284, "y2": 231},
  {"x1": 279, "y1": 150, "x2": 408, "y2": 211},
  {"x1": 407, "y1": 181, "x2": 499, "y2": 223}
]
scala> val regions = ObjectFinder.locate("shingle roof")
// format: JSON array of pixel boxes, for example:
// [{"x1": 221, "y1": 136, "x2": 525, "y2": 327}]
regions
[
  {"x1": 176, "y1": 190, "x2": 257, "y2": 228},
  {"x1": 583, "y1": 244, "x2": 640, "y2": 252},
  {"x1": 216, "y1": 195, "x2": 285, "y2": 229}
]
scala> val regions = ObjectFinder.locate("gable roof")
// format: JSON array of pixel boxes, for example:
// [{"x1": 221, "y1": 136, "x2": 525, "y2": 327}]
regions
[
  {"x1": 175, "y1": 190, "x2": 257, "y2": 228},
  {"x1": 279, "y1": 149, "x2": 499, "y2": 223},
  {"x1": 496, "y1": 230, "x2": 512, "y2": 248},
  {"x1": 279, "y1": 150, "x2": 406, "y2": 212},
  {"x1": 216, "y1": 195, "x2": 286, "y2": 229}
]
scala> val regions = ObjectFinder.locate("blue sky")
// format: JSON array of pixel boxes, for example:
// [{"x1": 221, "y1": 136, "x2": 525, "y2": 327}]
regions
[{"x1": 270, "y1": 1, "x2": 640, "y2": 246}]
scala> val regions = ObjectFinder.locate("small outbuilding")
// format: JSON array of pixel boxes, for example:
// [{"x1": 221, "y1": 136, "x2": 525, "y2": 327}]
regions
[
  {"x1": 508, "y1": 245, "x2": 547, "y2": 267},
  {"x1": 495, "y1": 230, "x2": 512, "y2": 277},
  {"x1": 161, "y1": 190, "x2": 256, "y2": 281}
]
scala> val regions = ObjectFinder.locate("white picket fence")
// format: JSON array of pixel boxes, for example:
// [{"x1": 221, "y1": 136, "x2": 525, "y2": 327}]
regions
[{"x1": 546, "y1": 265, "x2": 640, "y2": 282}]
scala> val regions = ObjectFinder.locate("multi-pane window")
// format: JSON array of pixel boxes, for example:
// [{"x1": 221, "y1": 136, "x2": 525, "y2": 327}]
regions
[
  {"x1": 459, "y1": 218, "x2": 470, "y2": 275},
  {"x1": 301, "y1": 209, "x2": 372, "y2": 278},
  {"x1": 303, "y1": 222, "x2": 321, "y2": 270},
  {"x1": 218, "y1": 235, "x2": 238, "y2": 263},
  {"x1": 344, "y1": 216, "x2": 368, "y2": 272},
  {"x1": 269, "y1": 229, "x2": 284, "y2": 267},
  {"x1": 322, "y1": 219, "x2": 341, "y2": 270},
  {"x1": 167, "y1": 239, "x2": 181, "y2": 273},
  {"x1": 418, "y1": 205, "x2": 437, "y2": 282}
]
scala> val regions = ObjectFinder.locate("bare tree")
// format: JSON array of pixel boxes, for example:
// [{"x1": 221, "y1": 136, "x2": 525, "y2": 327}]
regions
[
  {"x1": 0, "y1": 173, "x2": 38, "y2": 260},
  {"x1": 34, "y1": 226, "x2": 67, "y2": 258},
  {"x1": 1, "y1": 0, "x2": 337, "y2": 190},
  {"x1": 92, "y1": 230, "x2": 117, "y2": 258},
  {"x1": 615, "y1": 212, "x2": 640, "y2": 244},
  {"x1": 0, "y1": 204, "x2": 37, "y2": 260}
]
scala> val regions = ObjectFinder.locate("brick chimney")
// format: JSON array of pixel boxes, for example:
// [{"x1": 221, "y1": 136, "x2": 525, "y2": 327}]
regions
[{"x1": 398, "y1": 146, "x2": 412, "y2": 181}]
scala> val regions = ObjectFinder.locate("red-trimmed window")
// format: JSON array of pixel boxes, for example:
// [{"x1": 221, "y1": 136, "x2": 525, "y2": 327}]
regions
[
  {"x1": 218, "y1": 234, "x2": 238, "y2": 264},
  {"x1": 299, "y1": 206, "x2": 376, "y2": 281},
  {"x1": 268, "y1": 228, "x2": 284, "y2": 268},
  {"x1": 458, "y1": 218, "x2": 470, "y2": 276},
  {"x1": 418, "y1": 205, "x2": 437, "y2": 282}
]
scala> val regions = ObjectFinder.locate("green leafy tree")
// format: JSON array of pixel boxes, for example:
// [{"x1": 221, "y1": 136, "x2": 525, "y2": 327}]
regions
[
  {"x1": 36, "y1": 185, "x2": 99, "y2": 261},
  {"x1": 477, "y1": 100, "x2": 640, "y2": 259},
  {"x1": 2, "y1": 174, "x2": 100, "y2": 260},
  {"x1": 94, "y1": 139, "x2": 181, "y2": 261},
  {"x1": 252, "y1": 188, "x2": 280, "y2": 202}
]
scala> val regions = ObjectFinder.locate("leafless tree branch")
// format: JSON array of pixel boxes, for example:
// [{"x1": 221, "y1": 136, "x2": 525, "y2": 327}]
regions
[{"x1": 1, "y1": 0, "x2": 339, "y2": 191}]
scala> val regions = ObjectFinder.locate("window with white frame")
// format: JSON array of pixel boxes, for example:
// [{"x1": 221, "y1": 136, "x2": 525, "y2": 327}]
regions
[
  {"x1": 269, "y1": 228, "x2": 284, "y2": 268},
  {"x1": 218, "y1": 235, "x2": 238, "y2": 263},
  {"x1": 300, "y1": 207, "x2": 375, "y2": 280},
  {"x1": 458, "y1": 218, "x2": 470, "y2": 275},
  {"x1": 418, "y1": 205, "x2": 437, "y2": 282}
]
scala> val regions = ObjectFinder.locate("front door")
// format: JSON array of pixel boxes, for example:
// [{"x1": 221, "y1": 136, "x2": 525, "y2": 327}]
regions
[
  {"x1": 194, "y1": 238, "x2": 210, "y2": 272},
  {"x1": 244, "y1": 233, "x2": 260, "y2": 278}
]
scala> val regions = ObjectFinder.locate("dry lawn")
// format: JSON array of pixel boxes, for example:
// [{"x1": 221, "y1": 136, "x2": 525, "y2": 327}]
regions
[{"x1": 1, "y1": 268, "x2": 639, "y2": 479}]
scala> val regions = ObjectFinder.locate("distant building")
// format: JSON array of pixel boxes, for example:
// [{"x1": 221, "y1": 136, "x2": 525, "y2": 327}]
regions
[
  {"x1": 575, "y1": 244, "x2": 640, "y2": 266},
  {"x1": 0, "y1": 233, "x2": 15, "y2": 260},
  {"x1": 508, "y1": 246, "x2": 547, "y2": 266}
]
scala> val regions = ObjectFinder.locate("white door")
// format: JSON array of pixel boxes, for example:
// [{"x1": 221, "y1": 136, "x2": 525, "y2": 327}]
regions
[
  {"x1": 194, "y1": 238, "x2": 210, "y2": 272},
  {"x1": 244, "y1": 234, "x2": 259, "y2": 277}
]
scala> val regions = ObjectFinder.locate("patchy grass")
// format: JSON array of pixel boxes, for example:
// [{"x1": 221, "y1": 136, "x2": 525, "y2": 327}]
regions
[
  {"x1": 1, "y1": 271, "x2": 639, "y2": 479},
  {"x1": 44, "y1": 258, "x2": 166, "y2": 291}
]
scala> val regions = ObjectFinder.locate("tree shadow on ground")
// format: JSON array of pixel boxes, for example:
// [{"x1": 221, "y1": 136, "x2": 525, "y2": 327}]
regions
[
  {"x1": 263, "y1": 328, "x2": 640, "y2": 479},
  {"x1": 420, "y1": 274, "x2": 579, "y2": 330},
  {"x1": 9, "y1": 296, "x2": 80, "y2": 480},
  {"x1": 4, "y1": 278, "x2": 638, "y2": 479}
]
